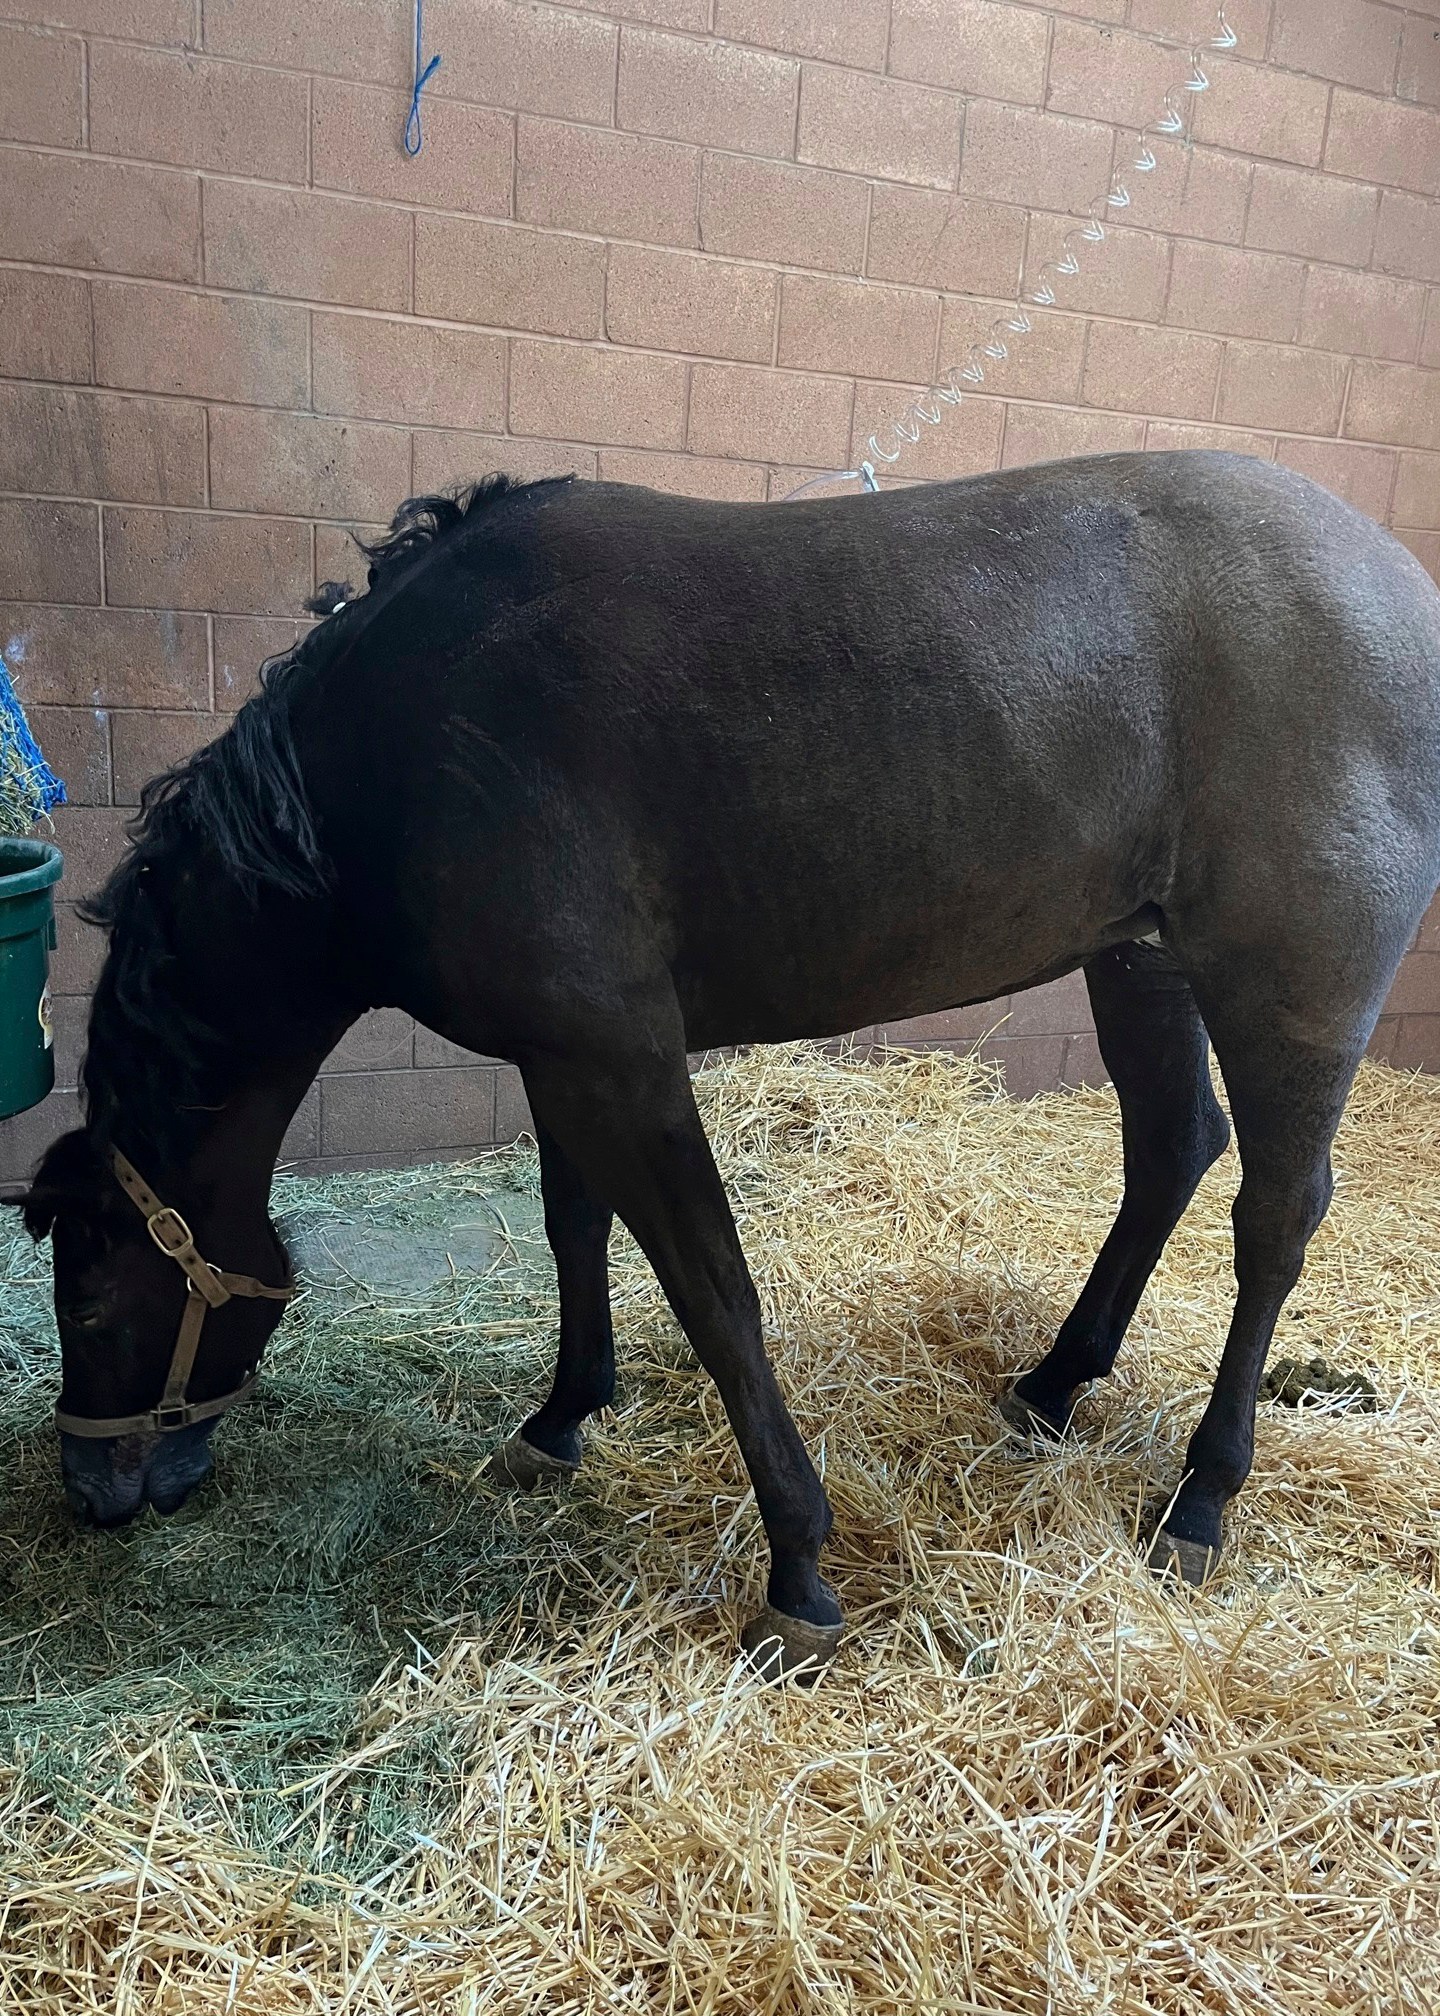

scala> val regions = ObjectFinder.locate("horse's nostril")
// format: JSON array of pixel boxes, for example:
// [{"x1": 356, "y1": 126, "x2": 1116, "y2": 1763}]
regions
[
  {"x1": 65, "y1": 1480, "x2": 142, "y2": 1529},
  {"x1": 143, "y1": 1426, "x2": 216, "y2": 1515},
  {"x1": 145, "y1": 1463, "x2": 206, "y2": 1516},
  {"x1": 59, "y1": 1430, "x2": 150, "y2": 1528}
]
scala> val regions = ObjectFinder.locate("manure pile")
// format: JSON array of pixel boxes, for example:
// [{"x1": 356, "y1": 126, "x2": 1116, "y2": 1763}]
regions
[{"x1": 0, "y1": 1045, "x2": 1437, "y2": 2013}]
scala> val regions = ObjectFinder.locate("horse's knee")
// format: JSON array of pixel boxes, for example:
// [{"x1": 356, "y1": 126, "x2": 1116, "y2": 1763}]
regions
[
  {"x1": 1195, "y1": 1096, "x2": 1232, "y2": 1177},
  {"x1": 1135, "y1": 1089, "x2": 1229, "y2": 1202},
  {"x1": 1231, "y1": 1161, "x2": 1333, "y2": 1289},
  {"x1": 543, "y1": 1193, "x2": 610, "y2": 1255}
]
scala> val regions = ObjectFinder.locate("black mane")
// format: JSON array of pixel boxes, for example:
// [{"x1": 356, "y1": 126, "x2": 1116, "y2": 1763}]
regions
[
  {"x1": 304, "y1": 474, "x2": 560, "y2": 614},
  {"x1": 74, "y1": 473, "x2": 569, "y2": 1165}
]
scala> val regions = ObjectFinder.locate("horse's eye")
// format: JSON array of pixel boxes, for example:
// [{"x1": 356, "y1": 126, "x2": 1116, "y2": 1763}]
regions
[{"x1": 62, "y1": 1303, "x2": 105, "y2": 1331}]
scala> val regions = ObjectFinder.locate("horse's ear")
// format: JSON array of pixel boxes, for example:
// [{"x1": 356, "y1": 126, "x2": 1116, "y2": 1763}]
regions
[
  {"x1": 6, "y1": 1173, "x2": 57, "y2": 1241},
  {"x1": 11, "y1": 1183, "x2": 54, "y2": 1242},
  {"x1": 16, "y1": 1129, "x2": 102, "y2": 1242}
]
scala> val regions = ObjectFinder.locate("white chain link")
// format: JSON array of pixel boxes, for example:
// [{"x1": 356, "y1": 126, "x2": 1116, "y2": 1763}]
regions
[{"x1": 786, "y1": 7, "x2": 1237, "y2": 500}]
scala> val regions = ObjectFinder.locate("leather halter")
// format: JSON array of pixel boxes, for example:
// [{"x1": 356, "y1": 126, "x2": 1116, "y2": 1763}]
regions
[{"x1": 52, "y1": 1148, "x2": 295, "y2": 1440}]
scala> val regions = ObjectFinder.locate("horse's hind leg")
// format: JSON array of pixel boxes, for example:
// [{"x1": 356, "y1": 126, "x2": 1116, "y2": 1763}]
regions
[
  {"x1": 1145, "y1": 840, "x2": 1439, "y2": 1582},
  {"x1": 1147, "y1": 1006, "x2": 1366, "y2": 1585},
  {"x1": 1001, "y1": 940, "x2": 1231, "y2": 1438},
  {"x1": 487, "y1": 1121, "x2": 615, "y2": 1489}
]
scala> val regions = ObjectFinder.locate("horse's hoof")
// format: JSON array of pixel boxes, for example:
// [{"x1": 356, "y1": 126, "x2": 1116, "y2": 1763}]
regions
[
  {"x1": 485, "y1": 1431, "x2": 580, "y2": 1492},
  {"x1": 1147, "y1": 1525, "x2": 1219, "y2": 1588},
  {"x1": 741, "y1": 1604, "x2": 843, "y2": 1685},
  {"x1": 997, "y1": 1383, "x2": 1067, "y2": 1443}
]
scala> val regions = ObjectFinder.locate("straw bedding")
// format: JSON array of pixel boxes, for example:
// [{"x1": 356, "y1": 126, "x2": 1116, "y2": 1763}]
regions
[{"x1": 0, "y1": 1044, "x2": 1437, "y2": 2013}]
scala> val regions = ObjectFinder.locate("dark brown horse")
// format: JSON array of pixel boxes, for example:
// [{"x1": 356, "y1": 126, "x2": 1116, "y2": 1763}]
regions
[{"x1": 13, "y1": 453, "x2": 1440, "y2": 1676}]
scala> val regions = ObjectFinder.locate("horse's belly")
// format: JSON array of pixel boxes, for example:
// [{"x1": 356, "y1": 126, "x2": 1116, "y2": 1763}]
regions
[{"x1": 673, "y1": 878, "x2": 1160, "y2": 1049}]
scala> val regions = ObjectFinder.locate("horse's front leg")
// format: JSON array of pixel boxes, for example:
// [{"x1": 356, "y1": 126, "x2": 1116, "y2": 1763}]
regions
[
  {"x1": 488, "y1": 1120, "x2": 615, "y2": 1487},
  {"x1": 512, "y1": 1035, "x2": 842, "y2": 1680}
]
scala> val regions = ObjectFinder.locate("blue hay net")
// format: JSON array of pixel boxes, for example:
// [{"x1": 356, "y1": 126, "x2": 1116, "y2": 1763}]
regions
[{"x1": 0, "y1": 648, "x2": 66, "y2": 836}]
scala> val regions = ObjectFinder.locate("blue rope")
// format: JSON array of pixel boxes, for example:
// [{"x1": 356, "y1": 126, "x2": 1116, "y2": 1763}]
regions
[
  {"x1": 404, "y1": 0, "x2": 441, "y2": 157},
  {"x1": 0, "y1": 649, "x2": 65, "y2": 835}
]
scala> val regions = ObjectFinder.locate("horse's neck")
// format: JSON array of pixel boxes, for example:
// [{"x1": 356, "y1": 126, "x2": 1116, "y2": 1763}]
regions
[
  {"x1": 173, "y1": 890, "x2": 353, "y2": 1207},
  {"x1": 92, "y1": 866, "x2": 355, "y2": 1207},
  {"x1": 180, "y1": 1048, "x2": 331, "y2": 1210}
]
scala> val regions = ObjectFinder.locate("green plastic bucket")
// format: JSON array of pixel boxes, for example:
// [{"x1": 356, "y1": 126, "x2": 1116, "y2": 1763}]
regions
[{"x1": 0, "y1": 837, "x2": 62, "y2": 1121}]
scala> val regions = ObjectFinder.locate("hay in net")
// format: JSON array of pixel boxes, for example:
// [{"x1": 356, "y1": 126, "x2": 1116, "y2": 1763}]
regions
[
  {"x1": 0, "y1": 650, "x2": 65, "y2": 837},
  {"x1": 0, "y1": 1043, "x2": 1437, "y2": 2013}
]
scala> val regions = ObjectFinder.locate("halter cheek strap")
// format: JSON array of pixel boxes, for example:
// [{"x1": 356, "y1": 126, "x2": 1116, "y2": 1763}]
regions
[{"x1": 53, "y1": 1148, "x2": 295, "y2": 1440}]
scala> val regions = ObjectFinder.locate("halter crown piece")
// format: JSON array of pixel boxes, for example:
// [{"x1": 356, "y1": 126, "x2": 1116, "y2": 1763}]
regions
[{"x1": 52, "y1": 1148, "x2": 294, "y2": 1439}]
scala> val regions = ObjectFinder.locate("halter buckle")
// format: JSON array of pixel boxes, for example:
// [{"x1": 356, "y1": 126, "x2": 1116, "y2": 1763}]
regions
[
  {"x1": 152, "y1": 1400, "x2": 194, "y2": 1433},
  {"x1": 146, "y1": 1204, "x2": 197, "y2": 1260}
]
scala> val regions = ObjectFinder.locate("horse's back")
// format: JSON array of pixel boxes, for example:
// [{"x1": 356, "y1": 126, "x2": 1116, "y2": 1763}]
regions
[
  {"x1": 530, "y1": 449, "x2": 1440, "y2": 918},
  {"x1": 310, "y1": 452, "x2": 1440, "y2": 1046},
  {"x1": 520, "y1": 449, "x2": 1440, "y2": 756}
]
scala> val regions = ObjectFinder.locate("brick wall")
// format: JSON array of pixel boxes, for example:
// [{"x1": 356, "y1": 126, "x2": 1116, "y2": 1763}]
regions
[{"x1": 2, "y1": 0, "x2": 1439, "y2": 1179}]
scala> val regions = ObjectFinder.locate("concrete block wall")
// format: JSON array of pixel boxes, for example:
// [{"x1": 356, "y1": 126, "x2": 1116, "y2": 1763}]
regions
[{"x1": 1, "y1": 0, "x2": 1438, "y2": 1177}]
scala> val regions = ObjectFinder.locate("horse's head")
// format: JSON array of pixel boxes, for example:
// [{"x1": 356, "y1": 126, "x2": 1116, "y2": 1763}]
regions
[{"x1": 11, "y1": 1129, "x2": 292, "y2": 1526}]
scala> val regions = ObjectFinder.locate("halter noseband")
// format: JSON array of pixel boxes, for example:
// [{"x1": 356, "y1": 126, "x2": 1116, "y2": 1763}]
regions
[{"x1": 53, "y1": 1148, "x2": 295, "y2": 1440}]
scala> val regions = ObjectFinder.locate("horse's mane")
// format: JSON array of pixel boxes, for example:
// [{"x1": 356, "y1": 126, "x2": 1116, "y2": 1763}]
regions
[{"x1": 73, "y1": 472, "x2": 570, "y2": 1164}]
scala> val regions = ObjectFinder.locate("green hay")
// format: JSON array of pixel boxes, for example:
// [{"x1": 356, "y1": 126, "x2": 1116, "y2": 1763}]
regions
[{"x1": 0, "y1": 1146, "x2": 572, "y2": 1884}]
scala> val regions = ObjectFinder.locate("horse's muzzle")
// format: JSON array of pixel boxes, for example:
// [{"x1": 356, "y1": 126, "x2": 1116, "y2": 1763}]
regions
[{"x1": 59, "y1": 1421, "x2": 217, "y2": 1526}]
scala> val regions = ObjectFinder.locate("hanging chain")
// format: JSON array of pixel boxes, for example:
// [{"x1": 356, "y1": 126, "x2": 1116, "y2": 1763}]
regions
[{"x1": 786, "y1": 7, "x2": 1237, "y2": 500}]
